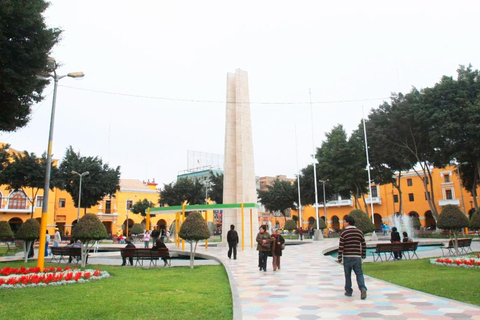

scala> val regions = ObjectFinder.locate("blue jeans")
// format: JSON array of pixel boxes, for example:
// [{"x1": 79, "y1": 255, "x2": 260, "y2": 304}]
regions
[{"x1": 343, "y1": 257, "x2": 367, "y2": 294}]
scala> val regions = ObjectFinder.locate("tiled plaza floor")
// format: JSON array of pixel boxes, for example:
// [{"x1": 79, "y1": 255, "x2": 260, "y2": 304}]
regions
[{"x1": 196, "y1": 239, "x2": 480, "y2": 320}]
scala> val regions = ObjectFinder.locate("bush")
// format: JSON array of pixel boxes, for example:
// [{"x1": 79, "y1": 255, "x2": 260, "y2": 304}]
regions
[
  {"x1": 469, "y1": 209, "x2": 480, "y2": 231},
  {"x1": 130, "y1": 223, "x2": 144, "y2": 235},
  {"x1": 437, "y1": 205, "x2": 469, "y2": 230},
  {"x1": 284, "y1": 219, "x2": 297, "y2": 231},
  {"x1": 411, "y1": 216, "x2": 421, "y2": 230},
  {"x1": 318, "y1": 218, "x2": 327, "y2": 230},
  {"x1": 15, "y1": 219, "x2": 40, "y2": 241},
  {"x1": 349, "y1": 209, "x2": 375, "y2": 233},
  {"x1": 72, "y1": 213, "x2": 108, "y2": 241},
  {"x1": 0, "y1": 221, "x2": 13, "y2": 240},
  {"x1": 179, "y1": 211, "x2": 211, "y2": 241}
]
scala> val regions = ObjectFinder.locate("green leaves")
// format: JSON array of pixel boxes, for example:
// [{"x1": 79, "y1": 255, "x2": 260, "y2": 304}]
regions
[
  {"x1": 15, "y1": 218, "x2": 40, "y2": 241},
  {"x1": 160, "y1": 178, "x2": 205, "y2": 206},
  {"x1": 130, "y1": 199, "x2": 152, "y2": 216},
  {"x1": 470, "y1": 210, "x2": 480, "y2": 230},
  {"x1": 71, "y1": 213, "x2": 108, "y2": 241},
  {"x1": 437, "y1": 205, "x2": 469, "y2": 230},
  {"x1": 257, "y1": 179, "x2": 297, "y2": 221},
  {"x1": 0, "y1": 221, "x2": 14, "y2": 240},
  {"x1": 179, "y1": 211, "x2": 211, "y2": 241},
  {"x1": 349, "y1": 209, "x2": 375, "y2": 234}
]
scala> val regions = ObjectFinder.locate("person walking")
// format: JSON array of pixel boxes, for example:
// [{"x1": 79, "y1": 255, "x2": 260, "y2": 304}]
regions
[
  {"x1": 151, "y1": 226, "x2": 160, "y2": 243},
  {"x1": 337, "y1": 215, "x2": 367, "y2": 300},
  {"x1": 45, "y1": 230, "x2": 51, "y2": 257},
  {"x1": 256, "y1": 225, "x2": 272, "y2": 272},
  {"x1": 227, "y1": 224, "x2": 239, "y2": 259},
  {"x1": 54, "y1": 228, "x2": 62, "y2": 247},
  {"x1": 271, "y1": 229, "x2": 285, "y2": 271},
  {"x1": 390, "y1": 227, "x2": 402, "y2": 260},
  {"x1": 143, "y1": 230, "x2": 151, "y2": 248}
]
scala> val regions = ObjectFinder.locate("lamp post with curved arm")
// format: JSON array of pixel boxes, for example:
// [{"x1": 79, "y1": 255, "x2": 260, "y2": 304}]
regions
[
  {"x1": 37, "y1": 57, "x2": 84, "y2": 271},
  {"x1": 72, "y1": 171, "x2": 90, "y2": 221}
]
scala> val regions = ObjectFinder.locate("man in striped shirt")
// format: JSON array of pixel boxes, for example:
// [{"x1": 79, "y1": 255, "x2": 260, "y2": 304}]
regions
[{"x1": 337, "y1": 215, "x2": 367, "y2": 299}]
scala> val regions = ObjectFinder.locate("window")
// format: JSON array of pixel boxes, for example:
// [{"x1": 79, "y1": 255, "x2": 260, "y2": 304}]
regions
[
  {"x1": 393, "y1": 195, "x2": 399, "y2": 203},
  {"x1": 59, "y1": 198, "x2": 66, "y2": 208},
  {"x1": 126, "y1": 200, "x2": 133, "y2": 210},
  {"x1": 9, "y1": 191, "x2": 27, "y2": 209},
  {"x1": 105, "y1": 200, "x2": 111, "y2": 214},
  {"x1": 408, "y1": 193, "x2": 415, "y2": 202},
  {"x1": 425, "y1": 192, "x2": 431, "y2": 200},
  {"x1": 407, "y1": 179, "x2": 412, "y2": 186},
  {"x1": 36, "y1": 196, "x2": 44, "y2": 208},
  {"x1": 445, "y1": 189, "x2": 453, "y2": 200},
  {"x1": 444, "y1": 174, "x2": 450, "y2": 183},
  {"x1": 371, "y1": 186, "x2": 378, "y2": 198}
]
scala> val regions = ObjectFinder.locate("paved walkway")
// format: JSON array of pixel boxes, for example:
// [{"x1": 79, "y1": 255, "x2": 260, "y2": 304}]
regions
[
  {"x1": 195, "y1": 239, "x2": 480, "y2": 320},
  {"x1": 2, "y1": 239, "x2": 480, "y2": 319}
]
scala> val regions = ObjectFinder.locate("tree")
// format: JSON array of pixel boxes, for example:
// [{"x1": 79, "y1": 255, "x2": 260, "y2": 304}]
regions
[
  {"x1": 130, "y1": 199, "x2": 152, "y2": 217},
  {"x1": 284, "y1": 219, "x2": 297, "y2": 232},
  {"x1": 15, "y1": 218, "x2": 40, "y2": 263},
  {"x1": 469, "y1": 209, "x2": 480, "y2": 234},
  {"x1": 437, "y1": 205, "x2": 469, "y2": 255},
  {"x1": 178, "y1": 211, "x2": 211, "y2": 269},
  {"x1": 0, "y1": 221, "x2": 14, "y2": 240},
  {"x1": 0, "y1": 144, "x2": 10, "y2": 182},
  {"x1": 258, "y1": 179, "x2": 297, "y2": 223},
  {"x1": 349, "y1": 209, "x2": 375, "y2": 234},
  {"x1": 58, "y1": 146, "x2": 120, "y2": 214},
  {"x1": 208, "y1": 171, "x2": 223, "y2": 204},
  {"x1": 160, "y1": 178, "x2": 205, "y2": 206},
  {"x1": 130, "y1": 223, "x2": 144, "y2": 235},
  {"x1": 1, "y1": 151, "x2": 59, "y2": 217},
  {"x1": 71, "y1": 213, "x2": 108, "y2": 267},
  {"x1": 317, "y1": 218, "x2": 327, "y2": 230},
  {"x1": 0, "y1": 0, "x2": 61, "y2": 132}
]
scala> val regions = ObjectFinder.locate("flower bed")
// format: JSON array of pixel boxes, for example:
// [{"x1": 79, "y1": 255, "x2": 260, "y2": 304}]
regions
[
  {"x1": 0, "y1": 266, "x2": 110, "y2": 289},
  {"x1": 431, "y1": 253, "x2": 480, "y2": 269}
]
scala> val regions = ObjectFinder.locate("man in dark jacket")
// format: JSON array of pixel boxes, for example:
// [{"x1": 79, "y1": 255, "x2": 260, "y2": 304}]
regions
[
  {"x1": 337, "y1": 215, "x2": 367, "y2": 299},
  {"x1": 121, "y1": 238, "x2": 136, "y2": 266},
  {"x1": 227, "y1": 224, "x2": 239, "y2": 259}
]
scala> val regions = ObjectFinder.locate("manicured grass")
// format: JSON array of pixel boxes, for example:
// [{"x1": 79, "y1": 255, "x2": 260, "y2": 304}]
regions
[
  {"x1": 363, "y1": 258, "x2": 480, "y2": 306},
  {"x1": 0, "y1": 261, "x2": 233, "y2": 320}
]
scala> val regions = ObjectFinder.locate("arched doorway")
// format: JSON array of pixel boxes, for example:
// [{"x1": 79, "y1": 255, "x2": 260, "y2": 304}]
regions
[
  {"x1": 425, "y1": 211, "x2": 436, "y2": 230},
  {"x1": 103, "y1": 222, "x2": 112, "y2": 237},
  {"x1": 331, "y1": 216, "x2": 340, "y2": 231},
  {"x1": 9, "y1": 217, "x2": 23, "y2": 233},
  {"x1": 373, "y1": 213, "x2": 382, "y2": 228}
]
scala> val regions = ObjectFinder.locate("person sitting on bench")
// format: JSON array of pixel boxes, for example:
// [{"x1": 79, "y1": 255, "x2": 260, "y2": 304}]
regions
[
  {"x1": 121, "y1": 238, "x2": 136, "y2": 266},
  {"x1": 152, "y1": 238, "x2": 168, "y2": 266}
]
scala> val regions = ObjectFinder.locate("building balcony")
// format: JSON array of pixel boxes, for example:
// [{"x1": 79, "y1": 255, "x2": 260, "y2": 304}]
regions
[
  {"x1": 316, "y1": 200, "x2": 353, "y2": 207},
  {"x1": 365, "y1": 197, "x2": 382, "y2": 204},
  {"x1": 438, "y1": 199, "x2": 460, "y2": 206}
]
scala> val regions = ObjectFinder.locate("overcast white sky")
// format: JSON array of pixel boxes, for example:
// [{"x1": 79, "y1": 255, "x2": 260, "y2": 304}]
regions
[{"x1": 2, "y1": 1, "x2": 480, "y2": 187}]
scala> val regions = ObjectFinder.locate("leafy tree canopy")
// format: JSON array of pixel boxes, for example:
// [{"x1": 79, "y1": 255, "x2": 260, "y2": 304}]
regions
[
  {"x1": 130, "y1": 223, "x2": 144, "y2": 235},
  {"x1": 258, "y1": 179, "x2": 297, "y2": 222},
  {"x1": 437, "y1": 205, "x2": 469, "y2": 230},
  {"x1": 470, "y1": 210, "x2": 480, "y2": 230},
  {"x1": 284, "y1": 219, "x2": 297, "y2": 231},
  {"x1": 130, "y1": 199, "x2": 152, "y2": 217},
  {"x1": 208, "y1": 171, "x2": 223, "y2": 204},
  {"x1": 58, "y1": 146, "x2": 121, "y2": 209},
  {"x1": 348, "y1": 209, "x2": 375, "y2": 234},
  {"x1": 0, "y1": 221, "x2": 14, "y2": 240},
  {"x1": 71, "y1": 213, "x2": 108, "y2": 241},
  {"x1": 179, "y1": 211, "x2": 211, "y2": 241},
  {"x1": 160, "y1": 178, "x2": 205, "y2": 206},
  {"x1": 15, "y1": 218, "x2": 40, "y2": 241},
  {"x1": 0, "y1": 0, "x2": 61, "y2": 132}
]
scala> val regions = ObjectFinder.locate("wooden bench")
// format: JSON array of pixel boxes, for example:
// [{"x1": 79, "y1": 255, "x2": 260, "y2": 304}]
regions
[
  {"x1": 4, "y1": 241, "x2": 24, "y2": 255},
  {"x1": 371, "y1": 242, "x2": 419, "y2": 262},
  {"x1": 121, "y1": 248, "x2": 172, "y2": 267},
  {"x1": 50, "y1": 246, "x2": 82, "y2": 264},
  {"x1": 441, "y1": 238, "x2": 473, "y2": 256}
]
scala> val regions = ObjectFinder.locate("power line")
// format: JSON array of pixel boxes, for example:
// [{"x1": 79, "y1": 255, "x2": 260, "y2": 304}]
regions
[{"x1": 60, "y1": 85, "x2": 390, "y2": 105}]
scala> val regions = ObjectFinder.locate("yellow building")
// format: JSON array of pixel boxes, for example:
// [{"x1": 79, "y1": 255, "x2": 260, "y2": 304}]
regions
[{"x1": 294, "y1": 165, "x2": 479, "y2": 232}]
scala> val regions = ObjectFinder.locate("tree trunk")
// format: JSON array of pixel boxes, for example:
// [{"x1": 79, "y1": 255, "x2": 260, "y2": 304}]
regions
[
  {"x1": 81, "y1": 241, "x2": 92, "y2": 268},
  {"x1": 413, "y1": 163, "x2": 439, "y2": 221},
  {"x1": 24, "y1": 241, "x2": 29, "y2": 263}
]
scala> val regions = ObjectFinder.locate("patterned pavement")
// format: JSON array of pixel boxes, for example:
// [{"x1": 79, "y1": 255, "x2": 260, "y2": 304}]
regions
[{"x1": 196, "y1": 239, "x2": 480, "y2": 320}]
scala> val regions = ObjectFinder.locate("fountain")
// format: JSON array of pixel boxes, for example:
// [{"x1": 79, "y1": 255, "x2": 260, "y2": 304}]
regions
[{"x1": 392, "y1": 214, "x2": 415, "y2": 240}]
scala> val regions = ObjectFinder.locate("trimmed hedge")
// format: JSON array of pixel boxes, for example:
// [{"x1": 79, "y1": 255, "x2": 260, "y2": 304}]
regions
[
  {"x1": 179, "y1": 211, "x2": 211, "y2": 241},
  {"x1": 349, "y1": 209, "x2": 375, "y2": 233},
  {"x1": 284, "y1": 219, "x2": 297, "y2": 231},
  {"x1": 469, "y1": 209, "x2": 480, "y2": 230},
  {"x1": 72, "y1": 213, "x2": 108, "y2": 241},
  {"x1": 437, "y1": 205, "x2": 469, "y2": 230},
  {"x1": 0, "y1": 221, "x2": 13, "y2": 240},
  {"x1": 15, "y1": 219, "x2": 40, "y2": 241},
  {"x1": 130, "y1": 223, "x2": 144, "y2": 235}
]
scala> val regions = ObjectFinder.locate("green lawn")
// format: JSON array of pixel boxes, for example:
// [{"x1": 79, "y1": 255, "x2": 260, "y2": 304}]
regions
[
  {"x1": 363, "y1": 258, "x2": 480, "y2": 306},
  {"x1": 0, "y1": 261, "x2": 232, "y2": 320}
]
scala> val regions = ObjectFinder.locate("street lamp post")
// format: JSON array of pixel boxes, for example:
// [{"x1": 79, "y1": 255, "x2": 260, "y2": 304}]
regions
[
  {"x1": 72, "y1": 171, "x2": 90, "y2": 221},
  {"x1": 309, "y1": 89, "x2": 321, "y2": 240},
  {"x1": 319, "y1": 179, "x2": 328, "y2": 226},
  {"x1": 37, "y1": 57, "x2": 84, "y2": 271}
]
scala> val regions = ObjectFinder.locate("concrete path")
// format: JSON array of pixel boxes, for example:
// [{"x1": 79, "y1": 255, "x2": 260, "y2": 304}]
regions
[{"x1": 195, "y1": 239, "x2": 480, "y2": 320}]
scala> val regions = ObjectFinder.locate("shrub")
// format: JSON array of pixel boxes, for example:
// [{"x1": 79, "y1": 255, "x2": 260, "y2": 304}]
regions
[
  {"x1": 284, "y1": 219, "x2": 297, "y2": 231},
  {"x1": 0, "y1": 221, "x2": 13, "y2": 240},
  {"x1": 130, "y1": 223, "x2": 144, "y2": 235},
  {"x1": 437, "y1": 205, "x2": 469, "y2": 231},
  {"x1": 349, "y1": 209, "x2": 375, "y2": 233},
  {"x1": 411, "y1": 216, "x2": 421, "y2": 230},
  {"x1": 72, "y1": 213, "x2": 108, "y2": 267},
  {"x1": 179, "y1": 211, "x2": 211, "y2": 268},
  {"x1": 469, "y1": 209, "x2": 480, "y2": 231},
  {"x1": 318, "y1": 218, "x2": 327, "y2": 230},
  {"x1": 15, "y1": 218, "x2": 40, "y2": 241}
]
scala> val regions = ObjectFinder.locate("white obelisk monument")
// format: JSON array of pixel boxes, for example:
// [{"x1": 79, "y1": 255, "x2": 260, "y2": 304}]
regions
[{"x1": 222, "y1": 69, "x2": 259, "y2": 247}]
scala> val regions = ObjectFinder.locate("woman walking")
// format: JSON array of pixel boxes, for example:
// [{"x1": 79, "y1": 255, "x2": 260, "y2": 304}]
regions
[
  {"x1": 271, "y1": 229, "x2": 285, "y2": 271},
  {"x1": 256, "y1": 225, "x2": 272, "y2": 272}
]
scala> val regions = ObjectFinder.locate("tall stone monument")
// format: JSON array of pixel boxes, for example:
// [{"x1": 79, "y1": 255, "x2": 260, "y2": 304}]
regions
[{"x1": 222, "y1": 69, "x2": 259, "y2": 247}]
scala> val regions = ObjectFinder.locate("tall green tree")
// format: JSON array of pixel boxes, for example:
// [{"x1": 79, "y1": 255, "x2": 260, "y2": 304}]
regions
[
  {"x1": 160, "y1": 178, "x2": 205, "y2": 206},
  {"x1": 208, "y1": 171, "x2": 223, "y2": 204},
  {"x1": 58, "y1": 146, "x2": 120, "y2": 214},
  {"x1": 1, "y1": 151, "x2": 59, "y2": 217},
  {"x1": 0, "y1": 0, "x2": 61, "y2": 132},
  {"x1": 258, "y1": 179, "x2": 297, "y2": 223},
  {"x1": 130, "y1": 199, "x2": 152, "y2": 217}
]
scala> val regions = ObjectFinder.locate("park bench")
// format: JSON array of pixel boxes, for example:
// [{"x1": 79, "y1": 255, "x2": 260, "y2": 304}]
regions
[
  {"x1": 441, "y1": 238, "x2": 473, "y2": 256},
  {"x1": 50, "y1": 246, "x2": 82, "y2": 264},
  {"x1": 120, "y1": 248, "x2": 172, "y2": 267},
  {"x1": 371, "y1": 242, "x2": 419, "y2": 262},
  {"x1": 4, "y1": 241, "x2": 24, "y2": 255}
]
